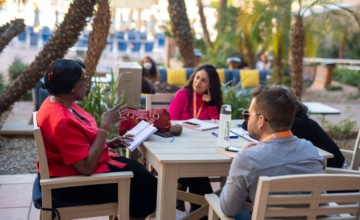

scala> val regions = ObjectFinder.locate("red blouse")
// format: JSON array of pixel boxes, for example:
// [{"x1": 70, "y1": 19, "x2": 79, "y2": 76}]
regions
[{"x1": 36, "y1": 97, "x2": 125, "y2": 177}]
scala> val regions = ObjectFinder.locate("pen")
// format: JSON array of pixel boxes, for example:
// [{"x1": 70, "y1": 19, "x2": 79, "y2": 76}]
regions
[
  {"x1": 211, "y1": 131, "x2": 218, "y2": 137},
  {"x1": 211, "y1": 131, "x2": 238, "y2": 139}
]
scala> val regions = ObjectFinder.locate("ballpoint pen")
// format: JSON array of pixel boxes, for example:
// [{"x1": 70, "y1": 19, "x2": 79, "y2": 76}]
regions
[{"x1": 211, "y1": 131, "x2": 238, "y2": 139}]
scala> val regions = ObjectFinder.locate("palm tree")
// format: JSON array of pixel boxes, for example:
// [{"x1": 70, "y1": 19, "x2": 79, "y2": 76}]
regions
[
  {"x1": 242, "y1": 0, "x2": 359, "y2": 99},
  {"x1": 167, "y1": 0, "x2": 194, "y2": 67},
  {"x1": 216, "y1": 0, "x2": 227, "y2": 36},
  {"x1": 84, "y1": 0, "x2": 111, "y2": 79},
  {"x1": 290, "y1": 0, "x2": 359, "y2": 99},
  {"x1": 0, "y1": 19, "x2": 25, "y2": 53},
  {"x1": 197, "y1": 0, "x2": 212, "y2": 48},
  {"x1": 0, "y1": 0, "x2": 96, "y2": 115}
]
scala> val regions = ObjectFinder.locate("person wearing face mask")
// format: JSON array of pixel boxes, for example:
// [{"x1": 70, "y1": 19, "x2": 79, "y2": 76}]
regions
[
  {"x1": 168, "y1": 64, "x2": 223, "y2": 217},
  {"x1": 141, "y1": 56, "x2": 161, "y2": 84},
  {"x1": 140, "y1": 56, "x2": 181, "y2": 93}
]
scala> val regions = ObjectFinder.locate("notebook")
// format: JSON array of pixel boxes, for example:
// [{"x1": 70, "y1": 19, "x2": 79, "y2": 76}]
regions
[
  {"x1": 230, "y1": 128, "x2": 258, "y2": 143},
  {"x1": 126, "y1": 120, "x2": 158, "y2": 151},
  {"x1": 181, "y1": 118, "x2": 219, "y2": 131}
]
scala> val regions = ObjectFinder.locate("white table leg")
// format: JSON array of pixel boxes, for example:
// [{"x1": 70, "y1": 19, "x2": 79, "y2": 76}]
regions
[{"x1": 156, "y1": 163, "x2": 178, "y2": 220}]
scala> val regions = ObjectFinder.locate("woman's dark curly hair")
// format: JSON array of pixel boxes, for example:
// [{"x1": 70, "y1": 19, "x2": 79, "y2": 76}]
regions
[
  {"x1": 43, "y1": 59, "x2": 85, "y2": 95},
  {"x1": 185, "y1": 64, "x2": 223, "y2": 113}
]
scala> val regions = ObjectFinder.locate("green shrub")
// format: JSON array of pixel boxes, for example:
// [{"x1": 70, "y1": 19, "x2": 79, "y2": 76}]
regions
[
  {"x1": 325, "y1": 117, "x2": 357, "y2": 140},
  {"x1": 8, "y1": 58, "x2": 28, "y2": 82},
  {"x1": 78, "y1": 70, "x2": 123, "y2": 139},
  {"x1": 326, "y1": 85, "x2": 342, "y2": 91},
  {"x1": 222, "y1": 81, "x2": 252, "y2": 119},
  {"x1": 333, "y1": 68, "x2": 360, "y2": 88},
  {"x1": 0, "y1": 74, "x2": 7, "y2": 93}
]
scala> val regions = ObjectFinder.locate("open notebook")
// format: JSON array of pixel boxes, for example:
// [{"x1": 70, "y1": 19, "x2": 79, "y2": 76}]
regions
[
  {"x1": 230, "y1": 127, "x2": 258, "y2": 143},
  {"x1": 126, "y1": 120, "x2": 158, "y2": 151},
  {"x1": 181, "y1": 118, "x2": 219, "y2": 131}
]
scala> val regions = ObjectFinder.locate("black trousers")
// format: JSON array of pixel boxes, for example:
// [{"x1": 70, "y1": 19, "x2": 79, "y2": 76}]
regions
[{"x1": 51, "y1": 157, "x2": 157, "y2": 218}]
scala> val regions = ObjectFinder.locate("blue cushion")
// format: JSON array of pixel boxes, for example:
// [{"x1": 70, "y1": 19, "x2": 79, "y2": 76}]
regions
[
  {"x1": 230, "y1": 69, "x2": 241, "y2": 84},
  {"x1": 259, "y1": 70, "x2": 267, "y2": 85},
  {"x1": 158, "y1": 67, "x2": 167, "y2": 83},
  {"x1": 186, "y1": 68, "x2": 195, "y2": 81}
]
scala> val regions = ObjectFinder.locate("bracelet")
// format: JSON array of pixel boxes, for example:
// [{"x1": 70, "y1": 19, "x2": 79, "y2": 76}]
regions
[{"x1": 99, "y1": 128, "x2": 109, "y2": 135}]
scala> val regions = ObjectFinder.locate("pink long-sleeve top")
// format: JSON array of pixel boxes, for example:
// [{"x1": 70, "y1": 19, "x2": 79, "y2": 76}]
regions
[{"x1": 168, "y1": 88, "x2": 220, "y2": 120}]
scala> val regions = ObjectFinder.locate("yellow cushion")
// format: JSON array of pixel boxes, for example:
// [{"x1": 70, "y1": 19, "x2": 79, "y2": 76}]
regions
[
  {"x1": 217, "y1": 69, "x2": 225, "y2": 84},
  {"x1": 240, "y1": 70, "x2": 260, "y2": 88},
  {"x1": 167, "y1": 69, "x2": 187, "y2": 86}
]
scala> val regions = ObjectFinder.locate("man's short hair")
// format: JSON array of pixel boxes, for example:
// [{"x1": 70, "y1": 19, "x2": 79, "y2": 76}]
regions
[{"x1": 251, "y1": 85, "x2": 296, "y2": 131}]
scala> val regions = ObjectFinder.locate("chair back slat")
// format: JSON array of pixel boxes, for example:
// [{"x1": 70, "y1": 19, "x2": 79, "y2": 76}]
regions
[
  {"x1": 33, "y1": 111, "x2": 50, "y2": 179},
  {"x1": 252, "y1": 174, "x2": 360, "y2": 220},
  {"x1": 350, "y1": 128, "x2": 360, "y2": 170},
  {"x1": 145, "y1": 93, "x2": 175, "y2": 110}
]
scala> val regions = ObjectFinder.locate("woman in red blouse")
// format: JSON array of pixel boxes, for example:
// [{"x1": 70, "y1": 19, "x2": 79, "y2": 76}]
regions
[{"x1": 37, "y1": 59, "x2": 157, "y2": 220}]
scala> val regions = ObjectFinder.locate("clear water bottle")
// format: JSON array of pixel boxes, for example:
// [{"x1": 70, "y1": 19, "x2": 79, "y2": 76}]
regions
[{"x1": 217, "y1": 104, "x2": 232, "y2": 148}]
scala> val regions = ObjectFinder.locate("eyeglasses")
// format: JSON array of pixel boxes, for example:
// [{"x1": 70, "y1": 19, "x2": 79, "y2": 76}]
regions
[
  {"x1": 79, "y1": 76, "x2": 89, "y2": 83},
  {"x1": 242, "y1": 110, "x2": 268, "y2": 121}
]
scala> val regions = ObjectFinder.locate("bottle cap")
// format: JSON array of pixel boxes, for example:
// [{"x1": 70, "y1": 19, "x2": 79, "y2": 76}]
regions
[{"x1": 221, "y1": 104, "x2": 232, "y2": 114}]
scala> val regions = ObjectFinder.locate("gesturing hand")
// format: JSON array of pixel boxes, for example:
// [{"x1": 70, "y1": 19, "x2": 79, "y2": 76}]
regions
[
  {"x1": 202, "y1": 88, "x2": 212, "y2": 102},
  {"x1": 100, "y1": 103, "x2": 127, "y2": 130}
]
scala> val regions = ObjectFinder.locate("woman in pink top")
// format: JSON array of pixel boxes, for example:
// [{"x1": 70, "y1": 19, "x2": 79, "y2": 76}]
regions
[
  {"x1": 168, "y1": 64, "x2": 223, "y2": 216},
  {"x1": 168, "y1": 64, "x2": 223, "y2": 120}
]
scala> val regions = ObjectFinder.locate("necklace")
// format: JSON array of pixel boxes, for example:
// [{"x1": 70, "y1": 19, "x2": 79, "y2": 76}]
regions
[
  {"x1": 50, "y1": 96, "x2": 72, "y2": 111},
  {"x1": 193, "y1": 91, "x2": 203, "y2": 119}
]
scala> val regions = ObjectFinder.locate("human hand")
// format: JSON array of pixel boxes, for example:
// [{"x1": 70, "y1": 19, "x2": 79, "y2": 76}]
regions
[
  {"x1": 241, "y1": 142, "x2": 257, "y2": 150},
  {"x1": 202, "y1": 88, "x2": 212, "y2": 102},
  {"x1": 100, "y1": 103, "x2": 127, "y2": 130},
  {"x1": 107, "y1": 134, "x2": 134, "y2": 149}
]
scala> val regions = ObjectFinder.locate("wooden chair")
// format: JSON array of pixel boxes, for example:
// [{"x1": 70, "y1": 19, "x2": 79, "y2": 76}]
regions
[
  {"x1": 205, "y1": 173, "x2": 360, "y2": 220},
  {"x1": 32, "y1": 112, "x2": 133, "y2": 220},
  {"x1": 340, "y1": 128, "x2": 360, "y2": 170},
  {"x1": 145, "y1": 93, "x2": 175, "y2": 110}
]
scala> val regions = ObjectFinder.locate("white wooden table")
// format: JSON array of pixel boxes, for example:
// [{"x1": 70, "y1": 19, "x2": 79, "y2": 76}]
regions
[
  {"x1": 137, "y1": 120, "x2": 334, "y2": 220},
  {"x1": 303, "y1": 102, "x2": 341, "y2": 125},
  {"x1": 303, "y1": 102, "x2": 341, "y2": 115}
]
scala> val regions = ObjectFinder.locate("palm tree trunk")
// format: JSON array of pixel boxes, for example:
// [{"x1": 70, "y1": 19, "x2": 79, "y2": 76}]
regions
[
  {"x1": 272, "y1": 43, "x2": 283, "y2": 85},
  {"x1": 216, "y1": 0, "x2": 227, "y2": 35},
  {"x1": 244, "y1": 35, "x2": 255, "y2": 69},
  {"x1": 0, "y1": 0, "x2": 96, "y2": 115},
  {"x1": 84, "y1": 0, "x2": 111, "y2": 79},
  {"x1": 0, "y1": 19, "x2": 25, "y2": 53},
  {"x1": 338, "y1": 35, "x2": 346, "y2": 59},
  {"x1": 197, "y1": 0, "x2": 212, "y2": 48},
  {"x1": 168, "y1": 0, "x2": 194, "y2": 67},
  {"x1": 290, "y1": 16, "x2": 305, "y2": 100}
]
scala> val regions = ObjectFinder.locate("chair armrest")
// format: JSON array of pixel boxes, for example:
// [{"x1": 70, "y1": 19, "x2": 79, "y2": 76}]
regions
[
  {"x1": 325, "y1": 167, "x2": 360, "y2": 174},
  {"x1": 40, "y1": 171, "x2": 133, "y2": 189},
  {"x1": 204, "y1": 194, "x2": 234, "y2": 220}
]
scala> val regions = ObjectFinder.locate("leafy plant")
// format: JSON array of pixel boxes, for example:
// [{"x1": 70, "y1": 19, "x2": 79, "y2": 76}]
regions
[
  {"x1": 0, "y1": 74, "x2": 7, "y2": 94},
  {"x1": 333, "y1": 68, "x2": 360, "y2": 89},
  {"x1": 326, "y1": 85, "x2": 342, "y2": 91},
  {"x1": 221, "y1": 81, "x2": 252, "y2": 119},
  {"x1": 325, "y1": 117, "x2": 357, "y2": 140},
  {"x1": 8, "y1": 57, "x2": 28, "y2": 82},
  {"x1": 78, "y1": 70, "x2": 123, "y2": 139}
]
